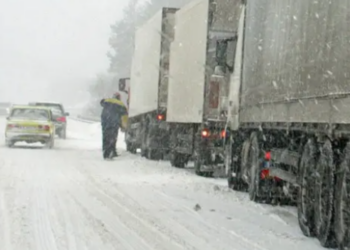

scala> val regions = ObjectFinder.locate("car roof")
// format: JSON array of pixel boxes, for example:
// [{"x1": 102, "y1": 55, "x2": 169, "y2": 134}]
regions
[
  {"x1": 29, "y1": 101, "x2": 62, "y2": 105},
  {"x1": 11, "y1": 105, "x2": 52, "y2": 111}
]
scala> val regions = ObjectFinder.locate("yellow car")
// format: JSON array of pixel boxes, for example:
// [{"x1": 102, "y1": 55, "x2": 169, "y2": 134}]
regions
[{"x1": 5, "y1": 105, "x2": 55, "y2": 148}]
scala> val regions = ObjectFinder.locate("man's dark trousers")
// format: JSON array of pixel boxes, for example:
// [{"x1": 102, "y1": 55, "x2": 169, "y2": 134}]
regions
[
  {"x1": 112, "y1": 128, "x2": 119, "y2": 156},
  {"x1": 102, "y1": 125, "x2": 118, "y2": 159}
]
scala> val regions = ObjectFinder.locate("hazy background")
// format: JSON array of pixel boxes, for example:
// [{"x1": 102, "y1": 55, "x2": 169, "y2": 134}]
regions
[{"x1": 0, "y1": 0, "x2": 128, "y2": 106}]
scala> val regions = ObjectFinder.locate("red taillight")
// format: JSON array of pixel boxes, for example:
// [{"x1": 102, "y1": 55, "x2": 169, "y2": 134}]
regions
[
  {"x1": 157, "y1": 114, "x2": 164, "y2": 121},
  {"x1": 265, "y1": 151, "x2": 271, "y2": 161},
  {"x1": 221, "y1": 130, "x2": 226, "y2": 138},
  {"x1": 201, "y1": 129, "x2": 210, "y2": 138},
  {"x1": 56, "y1": 117, "x2": 66, "y2": 122},
  {"x1": 261, "y1": 169, "x2": 270, "y2": 179},
  {"x1": 38, "y1": 125, "x2": 50, "y2": 131}
]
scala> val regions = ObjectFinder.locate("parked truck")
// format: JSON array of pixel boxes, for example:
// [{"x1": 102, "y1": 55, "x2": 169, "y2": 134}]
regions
[
  {"x1": 222, "y1": 0, "x2": 350, "y2": 248},
  {"x1": 125, "y1": 8, "x2": 177, "y2": 159},
  {"x1": 166, "y1": 0, "x2": 241, "y2": 177}
]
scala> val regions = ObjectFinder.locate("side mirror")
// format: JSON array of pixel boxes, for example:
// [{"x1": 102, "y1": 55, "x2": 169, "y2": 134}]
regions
[
  {"x1": 65, "y1": 112, "x2": 70, "y2": 116},
  {"x1": 215, "y1": 40, "x2": 228, "y2": 71},
  {"x1": 215, "y1": 37, "x2": 237, "y2": 74}
]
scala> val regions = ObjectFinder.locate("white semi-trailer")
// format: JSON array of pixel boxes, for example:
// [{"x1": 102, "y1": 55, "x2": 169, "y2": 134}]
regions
[
  {"x1": 126, "y1": 8, "x2": 177, "y2": 159},
  {"x1": 166, "y1": 0, "x2": 241, "y2": 176},
  {"x1": 222, "y1": 0, "x2": 350, "y2": 248}
]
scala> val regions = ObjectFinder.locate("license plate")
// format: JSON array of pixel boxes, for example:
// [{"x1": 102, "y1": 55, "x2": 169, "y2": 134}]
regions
[{"x1": 19, "y1": 126, "x2": 37, "y2": 130}]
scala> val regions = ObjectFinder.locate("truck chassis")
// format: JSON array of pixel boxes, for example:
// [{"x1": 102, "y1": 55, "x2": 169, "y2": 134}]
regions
[{"x1": 225, "y1": 122, "x2": 350, "y2": 248}]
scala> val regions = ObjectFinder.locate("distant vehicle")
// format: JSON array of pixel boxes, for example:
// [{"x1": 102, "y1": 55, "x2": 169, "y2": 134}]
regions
[
  {"x1": 28, "y1": 102, "x2": 69, "y2": 139},
  {"x1": 5, "y1": 105, "x2": 55, "y2": 148}
]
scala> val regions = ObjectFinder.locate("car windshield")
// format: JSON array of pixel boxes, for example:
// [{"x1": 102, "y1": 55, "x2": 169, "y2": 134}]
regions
[
  {"x1": 34, "y1": 103, "x2": 63, "y2": 114},
  {"x1": 10, "y1": 108, "x2": 49, "y2": 121},
  {"x1": 51, "y1": 108, "x2": 63, "y2": 115}
]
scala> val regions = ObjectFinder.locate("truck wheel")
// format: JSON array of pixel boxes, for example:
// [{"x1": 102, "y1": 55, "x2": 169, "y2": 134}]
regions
[
  {"x1": 247, "y1": 132, "x2": 261, "y2": 202},
  {"x1": 335, "y1": 142, "x2": 350, "y2": 249},
  {"x1": 225, "y1": 142, "x2": 235, "y2": 187},
  {"x1": 314, "y1": 139, "x2": 336, "y2": 247},
  {"x1": 126, "y1": 143, "x2": 137, "y2": 154},
  {"x1": 147, "y1": 149, "x2": 162, "y2": 161},
  {"x1": 232, "y1": 139, "x2": 250, "y2": 191},
  {"x1": 194, "y1": 150, "x2": 213, "y2": 177},
  {"x1": 170, "y1": 151, "x2": 185, "y2": 168},
  {"x1": 297, "y1": 138, "x2": 317, "y2": 237},
  {"x1": 141, "y1": 147, "x2": 148, "y2": 157}
]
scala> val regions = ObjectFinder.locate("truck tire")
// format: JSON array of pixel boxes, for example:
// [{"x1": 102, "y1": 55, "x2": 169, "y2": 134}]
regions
[
  {"x1": 226, "y1": 141, "x2": 246, "y2": 191},
  {"x1": 194, "y1": 149, "x2": 214, "y2": 177},
  {"x1": 314, "y1": 139, "x2": 336, "y2": 247},
  {"x1": 170, "y1": 151, "x2": 185, "y2": 168},
  {"x1": 126, "y1": 143, "x2": 137, "y2": 154},
  {"x1": 147, "y1": 149, "x2": 162, "y2": 161},
  {"x1": 247, "y1": 132, "x2": 261, "y2": 202},
  {"x1": 297, "y1": 138, "x2": 317, "y2": 237},
  {"x1": 335, "y1": 142, "x2": 350, "y2": 249},
  {"x1": 234, "y1": 139, "x2": 250, "y2": 191},
  {"x1": 225, "y1": 142, "x2": 234, "y2": 186}
]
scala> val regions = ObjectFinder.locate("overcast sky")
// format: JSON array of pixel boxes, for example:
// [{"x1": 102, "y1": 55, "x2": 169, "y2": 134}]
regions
[{"x1": 0, "y1": 0, "x2": 128, "y2": 105}]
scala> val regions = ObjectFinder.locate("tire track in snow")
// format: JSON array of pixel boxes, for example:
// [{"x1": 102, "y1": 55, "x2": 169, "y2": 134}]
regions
[
  {"x1": 70, "y1": 192, "x2": 147, "y2": 250},
  {"x1": 50, "y1": 158, "x2": 119, "y2": 250},
  {"x1": 0, "y1": 190, "x2": 12, "y2": 250},
  {"x1": 153, "y1": 188, "x2": 311, "y2": 249},
  {"x1": 54, "y1": 191, "x2": 84, "y2": 250},
  {"x1": 31, "y1": 184, "x2": 59, "y2": 250},
  {"x1": 118, "y1": 186, "x2": 266, "y2": 250},
  {"x1": 58, "y1": 164, "x2": 157, "y2": 250},
  {"x1": 116, "y1": 186, "x2": 234, "y2": 250},
  {"x1": 6, "y1": 158, "x2": 33, "y2": 250},
  {"x1": 74, "y1": 160, "x2": 315, "y2": 250},
  {"x1": 73, "y1": 166, "x2": 198, "y2": 250}
]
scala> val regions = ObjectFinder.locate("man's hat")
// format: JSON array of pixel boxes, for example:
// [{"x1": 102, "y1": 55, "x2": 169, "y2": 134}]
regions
[{"x1": 113, "y1": 92, "x2": 121, "y2": 100}]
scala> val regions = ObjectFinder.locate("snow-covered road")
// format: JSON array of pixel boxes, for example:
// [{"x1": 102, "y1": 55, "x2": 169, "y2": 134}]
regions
[{"x1": 0, "y1": 117, "x2": 325, "y2": 250}]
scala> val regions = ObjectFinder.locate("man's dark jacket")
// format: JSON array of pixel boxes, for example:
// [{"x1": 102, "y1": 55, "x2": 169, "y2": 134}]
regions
[{"x1": 100, "y1": 98, "x2": 127, "y2": 128}]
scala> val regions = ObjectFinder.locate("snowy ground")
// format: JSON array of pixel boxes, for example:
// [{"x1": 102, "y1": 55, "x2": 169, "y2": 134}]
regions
[{"x1": 0, "y1": 116, "x2": 326, "y2": 250}]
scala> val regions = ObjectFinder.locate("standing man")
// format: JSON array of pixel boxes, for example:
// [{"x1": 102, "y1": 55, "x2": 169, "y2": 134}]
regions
[{"x1": 100, "y1": 92, "x2": 127, "y2": 160}]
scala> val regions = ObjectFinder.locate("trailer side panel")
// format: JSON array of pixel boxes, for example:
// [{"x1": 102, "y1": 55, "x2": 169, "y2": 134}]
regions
[
  {"x1": 167, "y1": 0, "x2": 209, "y2": 123},
  {"x1": 240, "y1": 0, "x2": 350, "y2": 124},
  {"x1": 129, "y1": 10, "x2": 163, "y2": 118}
]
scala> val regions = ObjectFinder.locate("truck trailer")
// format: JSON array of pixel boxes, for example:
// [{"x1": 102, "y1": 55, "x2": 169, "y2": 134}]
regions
[
  {"x1": 125, "y1": 8, "x2": 177, "y2": 159},
  {"x1": 222, "y1": 0, "x2": 350, "y2": 248},
  {"x1": 166, "y1": 0, "x2": 242, "y2": 176}
]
